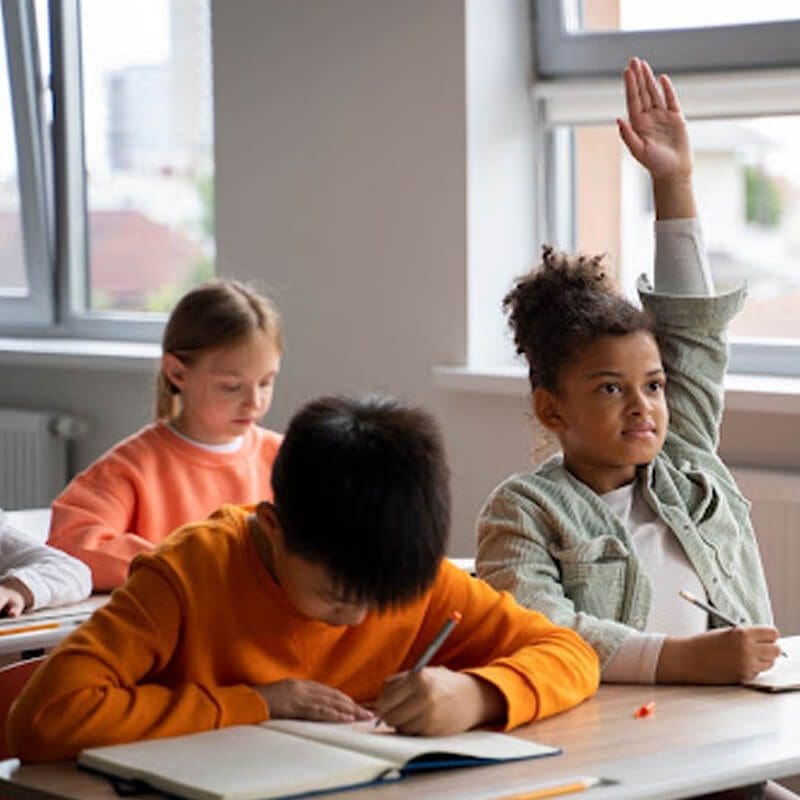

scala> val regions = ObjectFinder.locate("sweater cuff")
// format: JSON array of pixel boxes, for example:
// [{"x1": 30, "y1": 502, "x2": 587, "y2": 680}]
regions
[
  {"x1": 638, "y1": 277, "x2": 746, "y2": 330},
  {"x1": 602, "y1": 632, "x2": 665, "y2": 684},
  {"x1": 463, "y1": 665, "x2": 538, "y2": 731},
  {"x1": 213, "y1": 685, "x2": 269, "y2": 727}
]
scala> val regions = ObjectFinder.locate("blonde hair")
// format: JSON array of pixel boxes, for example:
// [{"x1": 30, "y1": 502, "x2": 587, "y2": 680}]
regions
[{"x1": 155, "y1": 280, "x2": 283, "y2": 420}]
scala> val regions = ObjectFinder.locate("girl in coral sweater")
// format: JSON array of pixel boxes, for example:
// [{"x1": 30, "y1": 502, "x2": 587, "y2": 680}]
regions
[{"x1": 48, "y1": 280, "x2": 283, "y2": 590}]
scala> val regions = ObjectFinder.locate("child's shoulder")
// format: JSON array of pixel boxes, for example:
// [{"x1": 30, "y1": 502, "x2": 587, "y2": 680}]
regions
[
  {"x1": 136, "y1": 504, "x2": 252, "y2": 576},
  {"x1": 487, "y1": 457, "x2": 570, "y2": 501}
]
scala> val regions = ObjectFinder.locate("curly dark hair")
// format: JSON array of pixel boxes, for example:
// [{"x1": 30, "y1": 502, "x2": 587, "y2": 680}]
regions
[{"x1": 503, "y1": 245, "x2": 656, "y2": 392}]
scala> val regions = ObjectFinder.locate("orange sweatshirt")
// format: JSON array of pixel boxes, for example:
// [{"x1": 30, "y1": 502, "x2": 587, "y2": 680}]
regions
[
  {"x1": 48, "y1": 423, "x2": 282, "y2": 591},
  {"x1": 10, "y1": 505, "x2": 599, "y2": 762}
]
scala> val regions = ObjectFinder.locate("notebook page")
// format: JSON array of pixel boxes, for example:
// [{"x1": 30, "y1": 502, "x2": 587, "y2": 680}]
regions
[
  {"x1": 79, "y1": 725, "x2": 399, "y2": 800},
  {"x1": 265, "y1": 719, "x2": 558, "y2": 767},
  {"x1": 745, "y1": 636, "x2": 800, "y2": 692}
]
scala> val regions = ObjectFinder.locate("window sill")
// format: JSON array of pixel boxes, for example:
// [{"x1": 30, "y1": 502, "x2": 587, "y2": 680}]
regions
[
  {"x1": 0, "y1": 337, "x2": 160, "y2": 371},
  {"x1": 433, "y1": 365, "x2": 800, "y2": 416}
]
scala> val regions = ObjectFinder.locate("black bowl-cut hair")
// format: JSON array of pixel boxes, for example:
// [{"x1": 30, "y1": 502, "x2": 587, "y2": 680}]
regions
[{"x1": 270, "y1": 394, "x2": 450, "y2": 610}]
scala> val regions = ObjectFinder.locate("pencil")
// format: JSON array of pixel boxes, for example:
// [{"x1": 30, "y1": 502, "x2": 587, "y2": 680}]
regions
[
  {"x1": 0, "y1": 621, "x2": 61, "y2": 637},
  {"x1": 411, "y1": 611, "x2": 462, "y2": 673},
  {"x1": 678, "y1": 590, "x2": 788, "y2": 657},
  {"x1": 374, "y1": 610, "x2": 462, "y2": 727},
  {"x1": 496, "y1": 776, "x2": 604, "y2": 800}
]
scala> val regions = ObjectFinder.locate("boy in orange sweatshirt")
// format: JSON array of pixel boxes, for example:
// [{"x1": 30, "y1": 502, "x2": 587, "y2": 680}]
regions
[{"x1": 9, "y1": 395, "x2": 599, "y2": 762}]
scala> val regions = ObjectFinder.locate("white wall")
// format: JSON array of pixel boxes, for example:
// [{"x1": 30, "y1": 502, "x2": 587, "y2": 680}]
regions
[
  {"x1": 2, "y1": 0, "x2": 800, "y2": 557},
  {"x1": 211, "y1": 0, "x2": 535, "y2": 554}
]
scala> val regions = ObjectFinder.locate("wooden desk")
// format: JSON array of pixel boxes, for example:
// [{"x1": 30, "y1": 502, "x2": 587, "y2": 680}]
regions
[
  {"x1": 1, "y1": 508, "x2": 107, "y2": 657},
  {"x1": 1, "y1": 680, "x2": 799, "y2": 800}
]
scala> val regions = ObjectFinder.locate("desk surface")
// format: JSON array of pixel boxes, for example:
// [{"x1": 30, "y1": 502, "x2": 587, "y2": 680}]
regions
[{"x1": 1, "y1": 678, "x2": 799, "y2": 800}]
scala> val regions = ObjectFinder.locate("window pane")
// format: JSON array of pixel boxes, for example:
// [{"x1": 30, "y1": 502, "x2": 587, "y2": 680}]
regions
[
  {"x1": 574, "y1": 0, "x2": 800, "y2": 32},
  {"x1": 565, "y1": 116, "x2": 800, "y2": 341},
  {"x1": 0, "y1": 14, "x2": 28, "y2": 297},
  {"x1": 80, "y1": 0, "x2": 214, "y2": 314}
]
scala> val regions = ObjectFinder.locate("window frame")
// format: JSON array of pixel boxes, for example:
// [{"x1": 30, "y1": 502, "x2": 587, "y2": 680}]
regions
[
  {"x1": 534, "y1": 0, "x2": 800, "y2": 79},
  {"x1": 1, "y1": 0, "x2": 216, "y2": 343},
  {"x1": 0, "y1": 0, "x2": 54, "y2": 328},
  {"x1": 533, "y1": 0, "x2": 800, "y2": 378}
]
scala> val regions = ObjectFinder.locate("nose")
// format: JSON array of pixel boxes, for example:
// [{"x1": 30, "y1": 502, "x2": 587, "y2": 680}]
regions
[
  {"x1": 242, "y1": 384, "x2": 261, "y2": 411},
  {"x1": 626, "y1": 388, "x2": 650, "y2": 416}
]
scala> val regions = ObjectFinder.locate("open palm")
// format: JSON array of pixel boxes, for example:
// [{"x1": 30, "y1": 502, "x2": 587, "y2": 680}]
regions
[{"x1": 618, "y1": 57, "x2": 692, "y2": 181}]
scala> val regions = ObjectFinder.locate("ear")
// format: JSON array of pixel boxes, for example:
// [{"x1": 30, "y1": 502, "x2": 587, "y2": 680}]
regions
[
  {"x1": 533, "y1": 387, "x2": 568, "y2": 433},
  {"x1": 161, "y1": 353, "x2": 188, "y2": 391},
  {"x1": 255, "y1": 501, "x2": 283, "y2": 549}
]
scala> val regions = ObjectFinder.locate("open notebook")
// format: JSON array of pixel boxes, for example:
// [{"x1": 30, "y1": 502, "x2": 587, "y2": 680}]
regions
[
  {"x1": 744, "y1": 636, "x2": 800, "y2": 693},
  {"x1": 78, "y1": 718, "x2": 560, "y2": 800}
]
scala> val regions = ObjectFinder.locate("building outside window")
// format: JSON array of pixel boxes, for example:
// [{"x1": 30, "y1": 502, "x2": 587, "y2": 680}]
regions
[
  {"x1": 0, "y1": 0, "x2": 214, "y2": 338},
  {"x1": 534, "y1": 0, "x2": 800, "y2": 374}
]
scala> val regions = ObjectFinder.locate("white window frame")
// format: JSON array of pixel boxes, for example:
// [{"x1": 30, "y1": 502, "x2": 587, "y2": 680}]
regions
[
  {"x1": 533, "y1": 0, "x2": 800, "y2": 378},
  {"x1": 0, "y1": 0, "x2": 204, "y2": 342},
  {"x1": 0, "y1": 0, "x2": 54, "y2": 328}
]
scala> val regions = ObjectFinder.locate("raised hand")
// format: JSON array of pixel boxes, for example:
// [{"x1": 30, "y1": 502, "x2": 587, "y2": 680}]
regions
[
  {"x1": 617, "y1": 56, "x2": 692, "y2": 182},
  {"x1": 257, "y1": 679, "x2": 373, "y2": 723}
]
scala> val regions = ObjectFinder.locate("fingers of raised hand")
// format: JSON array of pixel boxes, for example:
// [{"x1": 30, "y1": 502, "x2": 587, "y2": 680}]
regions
[{"x1": 641, "y1": 59, "x2": 665, "y2": 110}]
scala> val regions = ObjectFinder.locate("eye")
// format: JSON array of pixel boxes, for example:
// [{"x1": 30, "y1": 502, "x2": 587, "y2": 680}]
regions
[
  {"x1": 599, "y1": 383, "x2": 621, "y2": 395},
  {"x1": 221, "y1": 383, "x2": 241, "y2": 393},
  {"x1": 647, "y1": 379, "x2": 665, "y2": 393}
]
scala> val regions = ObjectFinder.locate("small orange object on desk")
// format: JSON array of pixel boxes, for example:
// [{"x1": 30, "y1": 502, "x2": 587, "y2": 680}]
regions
[{"x1": 634, "y1": 700, "x2": 656, "y2": 718}]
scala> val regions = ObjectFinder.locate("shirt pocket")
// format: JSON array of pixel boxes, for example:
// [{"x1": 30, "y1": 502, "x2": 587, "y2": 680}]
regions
[
  {"x1": 554, "y1": 536, "x2": 630, "y2": 622},
  {"x1": 692, "y1": 478, "x2": 747, "y2": 579}
]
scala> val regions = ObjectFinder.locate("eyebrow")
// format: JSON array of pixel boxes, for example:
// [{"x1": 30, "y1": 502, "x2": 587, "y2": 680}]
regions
[
  {"x1": 211, "y1": 369, "x2": 278, "y2": 378},
  {"x1": 586, "y1": 368, "x2": 665, "y2": 379}
]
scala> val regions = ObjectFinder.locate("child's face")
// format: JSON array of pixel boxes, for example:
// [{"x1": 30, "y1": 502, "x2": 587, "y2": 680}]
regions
[
  {"x1": 538, "y1": 330, "x2": 668, "y2": 493},
  {"x1": 271, "y1": 550, "x2": 370, "y2": 628},
  {"x1": 255, "y1": 505, "x2": 370, "y2": 628},
  {"x1": 164, "y1": 330, "x2": 281, "y2": 444}
]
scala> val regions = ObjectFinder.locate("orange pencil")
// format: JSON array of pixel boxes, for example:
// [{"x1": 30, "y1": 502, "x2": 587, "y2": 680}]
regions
[
  {"x1": 0, "y1": 621, "x2": 61, "y2": 637},
  {"x1": 497, "y1": 776, "x2": 604, "y2": 799}
]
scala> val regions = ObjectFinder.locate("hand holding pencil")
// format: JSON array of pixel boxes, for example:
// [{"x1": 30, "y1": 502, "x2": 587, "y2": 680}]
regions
[
  {"x1": 655, "y1": 592, "x2": 784, "y2": 684},
  {"x1": 375, "y1": 611, "x2": 505, "y2": 736}
]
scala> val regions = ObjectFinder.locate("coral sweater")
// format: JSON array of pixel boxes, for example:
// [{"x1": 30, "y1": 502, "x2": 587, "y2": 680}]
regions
[
  {"x1": 48, "y1": 423, "x2": 282, "y2": 591},
  {"x1": 10, "y1": 505, "x2": 599, "y2": 762}
]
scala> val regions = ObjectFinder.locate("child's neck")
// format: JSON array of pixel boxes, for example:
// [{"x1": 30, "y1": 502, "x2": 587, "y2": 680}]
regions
[{"x1": 562, "y1": 457, "x2": 638, "y2": 496}]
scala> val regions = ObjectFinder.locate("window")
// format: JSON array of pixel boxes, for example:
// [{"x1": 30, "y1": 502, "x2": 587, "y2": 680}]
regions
[
  {"x1": 0, "y1": 12, "x2": 27, "y2": 298},
  {"x1": 533, "y1": 0, "x2": 800, "y2": 376},
  {"x1": 0, "y1": 0, "x2": 214, "y2": 340}
]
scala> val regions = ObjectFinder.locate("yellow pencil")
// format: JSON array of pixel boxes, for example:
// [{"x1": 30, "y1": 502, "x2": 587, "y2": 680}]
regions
[
  {"x1": 0, "y1": 621, "x2": 61, "y2": 637},
  {"x1": 496, "y1": 776, "x2": 604, "y2": 800}
]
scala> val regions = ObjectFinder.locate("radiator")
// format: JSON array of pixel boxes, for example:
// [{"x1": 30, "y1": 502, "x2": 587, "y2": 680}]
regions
[
  {"x1": 0, "y1": 409, "x2": 86, "y2": 511},
  {"x1": 733, "y1": 467, "x2": 800, "y2": 635}
]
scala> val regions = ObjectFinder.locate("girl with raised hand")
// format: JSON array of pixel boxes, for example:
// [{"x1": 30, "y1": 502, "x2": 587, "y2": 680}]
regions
[{"x1": 478, "y1": 57, "x2": 781, "y2": 688}]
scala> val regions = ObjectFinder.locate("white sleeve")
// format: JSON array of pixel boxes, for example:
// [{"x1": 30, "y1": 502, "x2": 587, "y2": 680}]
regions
[
  {"x1": 602, "y1": 631, "x2": 666, "y2": 684},
  {"x1": 654, "y1": 218, "x2": 714, "y2": 297},
  {"x1": 0, "y1": 517, "x2": 92, "y2": 610}
]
